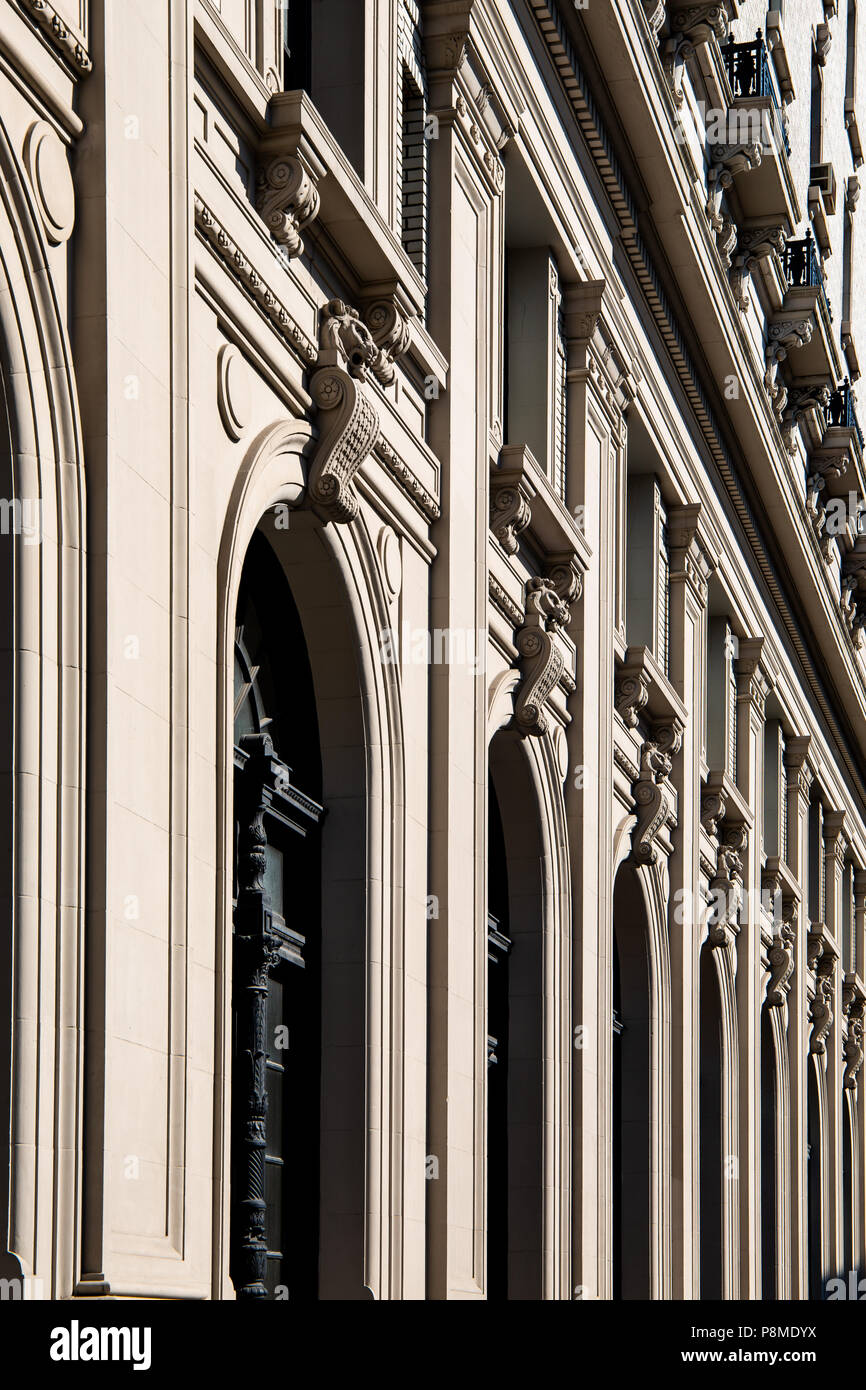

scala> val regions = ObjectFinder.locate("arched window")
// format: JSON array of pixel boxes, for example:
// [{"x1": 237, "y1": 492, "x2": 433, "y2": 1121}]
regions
[
  {"x1": 699, "y1": 944, "x2": 724, "y2": 1300},
  {"x1": 807, "y1": 1060, "x2": 823, "y2": 1299},
  {"x1": 230, "y1": 530, "x2": 324, "y2": 1300},
  {"x1": 612, "y1": 862, "x2": 652, "y2": 1300},
  {"x1": 760, "y1": 1009, "x2": 778, "y2": 1298}
]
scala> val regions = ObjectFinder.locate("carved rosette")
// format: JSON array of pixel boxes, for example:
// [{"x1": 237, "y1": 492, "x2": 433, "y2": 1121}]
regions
[
  {"x1": 255, "y1": 154, "x2": 320, "y2": 258},
  {"x1": 513, "y1": 566, "x2": 580, "y2": 737}
]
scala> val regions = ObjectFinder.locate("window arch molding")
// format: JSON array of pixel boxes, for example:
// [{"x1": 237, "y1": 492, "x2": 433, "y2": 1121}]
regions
[{"x1": 214, "y1": 415, "x2": 409, "y2": 1299}]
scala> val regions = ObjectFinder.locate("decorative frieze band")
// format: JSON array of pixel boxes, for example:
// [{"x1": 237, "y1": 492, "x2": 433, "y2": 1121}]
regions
[
  {"x1": 194, "y1": 197, "x2": 318, "y2": 366},
  {"x1": 18, "y1": 0, "x2": 91, "y2": 72}
]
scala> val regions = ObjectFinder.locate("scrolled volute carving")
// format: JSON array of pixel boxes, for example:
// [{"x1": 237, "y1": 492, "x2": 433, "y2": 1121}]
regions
[
  {"x1": 513, "y1": 566, "x2": 578, "y2": 737},
  {"x1": 615, "y1": 670, "x2": 650, "y2": 729},
  {"x1": 308, "y1": 300, "x2": 384, "y2": 524},
  {"x1": 629, "y1": 720, "x2": 682, "y2": 866},
  {"x1": 255, "y1": 154, "x2": 320, "y2": 258},
  {"x1": 843, "y1": 982, "x2": 865, "y2": 1088},
  {"x1": 766, "y1": 904, "x2": 796, "y2": 1008},
  {"x1": 362, "y1": 298, "x2": 413, "y2": 385},
  {"x1": 810, "y1": 974, "x2": 835, "y2": 1054},
  {"x1": 490, "y1": 482, "x2": 531, "y2": 555},
  {"x1": 708, "y1": 823, "x2": 747, "y2": 948}
]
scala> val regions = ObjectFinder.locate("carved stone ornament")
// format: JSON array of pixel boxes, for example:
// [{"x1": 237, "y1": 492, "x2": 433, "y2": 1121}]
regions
[
  {"x1": 843, "y1": 986, "x2": 865, "y2": 1089},
  {"x1": 490, "y1": 479, "x2": 532, "y2": 555},
  {"x1": 643, "y1": 0, "x2": 666, "y2": 37},
  {"x1": 781, "y1": 383, "x2": 832, "y2": 453},
  {"x1": 662, "y1": 4, "x2": 732, "y2": 107},
  {"x1": 765, "y1": 903, "x2": 796, "y2": 1008},
  {"x1": 616, "y1": 669, "x2": 651, "y2": 728},
  {"x1": 513, "y1": 568, "x2": 580, "y2": 737},
  {"x1": 810, "y1": 974, "x2": 835, "y2": 1054},
  {"x1": 255, "y1": 154, "x2": 321, "y2": 258},
  {"x1": 630, "y1": 722, "x2": 683, "y2": 866},
  {"x1": 701, "y1": 788, "x2": 726, "y2": 839},
  {"x1": 308, "y1": 300, "x2": 386, "y2": 524},
  {"x1": 363, "y1": 298, "x2": 413, "y2": 385},
  {"x1": 730, "y1": 225, "x2": 786, "y2": 313},
  {"x1": 708, "y1": 824, "x2": 747, "y2": 949}
]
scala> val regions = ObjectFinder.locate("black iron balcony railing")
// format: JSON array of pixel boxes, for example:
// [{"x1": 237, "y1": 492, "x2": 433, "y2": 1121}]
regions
[
  {"x1": 722, "y1": 30, "x2": 791, "y2": 155},
  {"x1": 784, "y1": 230, "x2": 822, "y2": 289},
  {"x1": 825, "y1": 378, "x2": 865, "y2": 448}
]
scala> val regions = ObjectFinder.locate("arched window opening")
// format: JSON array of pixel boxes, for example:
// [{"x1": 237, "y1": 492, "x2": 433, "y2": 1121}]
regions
[
  {"x1": 612, "y1": 862, "x2": 652, "y2": 1300},
  {"x1": 487, "y1": 736, "x2": 547, "y2": 1299},
  {"x1": 842, "y1": 1095, "x2": 854, "y2": 1284},
  {"x1": 230, "y1": 529, "x2": 324, "y2": 1301},
  {"x1": 487, "y1": 776, "x2": 511, "y2": 1301},
  {"x1": 760, "y1": 1010, "x2": 778, "y2": 1299},
  {"x1": 699, "y1": 944, "x2": 723, "y2": 1300},
  {"x1": 807, "y1": 1061, "x2": 823, "y2": 1299}
]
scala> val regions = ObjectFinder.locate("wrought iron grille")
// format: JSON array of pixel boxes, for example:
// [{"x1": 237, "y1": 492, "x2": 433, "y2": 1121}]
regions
[
  {"x1": 825, "y1": 378, "x2": 865, "y2": 447},
  {"x1": 721, "y1": 30, "x2": 791, "y2": 154}
]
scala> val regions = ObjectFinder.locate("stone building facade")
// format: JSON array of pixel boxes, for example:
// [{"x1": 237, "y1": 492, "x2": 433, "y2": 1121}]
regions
[{"x1": 0, "y1": 0, "x2": 865, "y2": 1301}]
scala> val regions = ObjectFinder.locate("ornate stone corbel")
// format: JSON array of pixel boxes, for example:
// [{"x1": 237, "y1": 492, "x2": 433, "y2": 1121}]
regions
[
  {"x1": 362, "y1": 297, "x2": 413, "y2": 385},
  {"x1": 701, "y1": 787, "x2": 727, "y2": 839},
  {"x1": 765, "y1": 319, "x2": 814, "y2": 419},
  {"x1": 841, "y1": 548, "x2": 866, "y2": 638},
  {"x1": 513, "y1": 567, "x2": 579, "y2": 737},
  {"x1": 490, "y1": 478, "x2": 532, "y2": 555},
  {"x1": 255, "y1": 154, "x2": 320, "y2": 258},
  {"x1": 708, "y1": 822, "x2": 747, "y2": 948},
  {"x1": 765, "y1": 895, "x2": 797, "y2": 1007},
  {"x1": 729, "y1": 224, "x2": 787, "y2": 312},
  {"x1": 662, "y1": 4, "x2": 733, "y2": 105},
  {"x1": 308, "y1": 300, "x2": 384, "y2": 524},
  {"x1": 631, "y1": 743, "x2": 672, "y2": 866},
  {"x1": 615, "y1": 668, "x2": 651, "y2": 729},
  {"x1": 781, "y1": 383, "x2": 832, "y2": 453},
  {"x1": 810, "y1": 973, "x2": 835, "y2": 1054},
  {"x1": 843, "y1": 982, "x2": 865, "y2": 1088}
]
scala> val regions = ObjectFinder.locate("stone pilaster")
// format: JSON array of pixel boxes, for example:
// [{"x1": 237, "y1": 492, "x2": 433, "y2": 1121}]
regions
[
  {"x1": 732, "y1": 639, "x2": 770, "y2": 1297},
  {"x1": 823, "y1": 810, "x2": 848, "y2": 1281},
  {"x1": 783, "y1": 736, "x2": 812, "y2": 1298},
  {"x1": 424, "y1": 3, "x2": 512, "y2": 1297},
  {"x1": 665, "y1": 503, "x2": 713, "y2": 1298}
]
